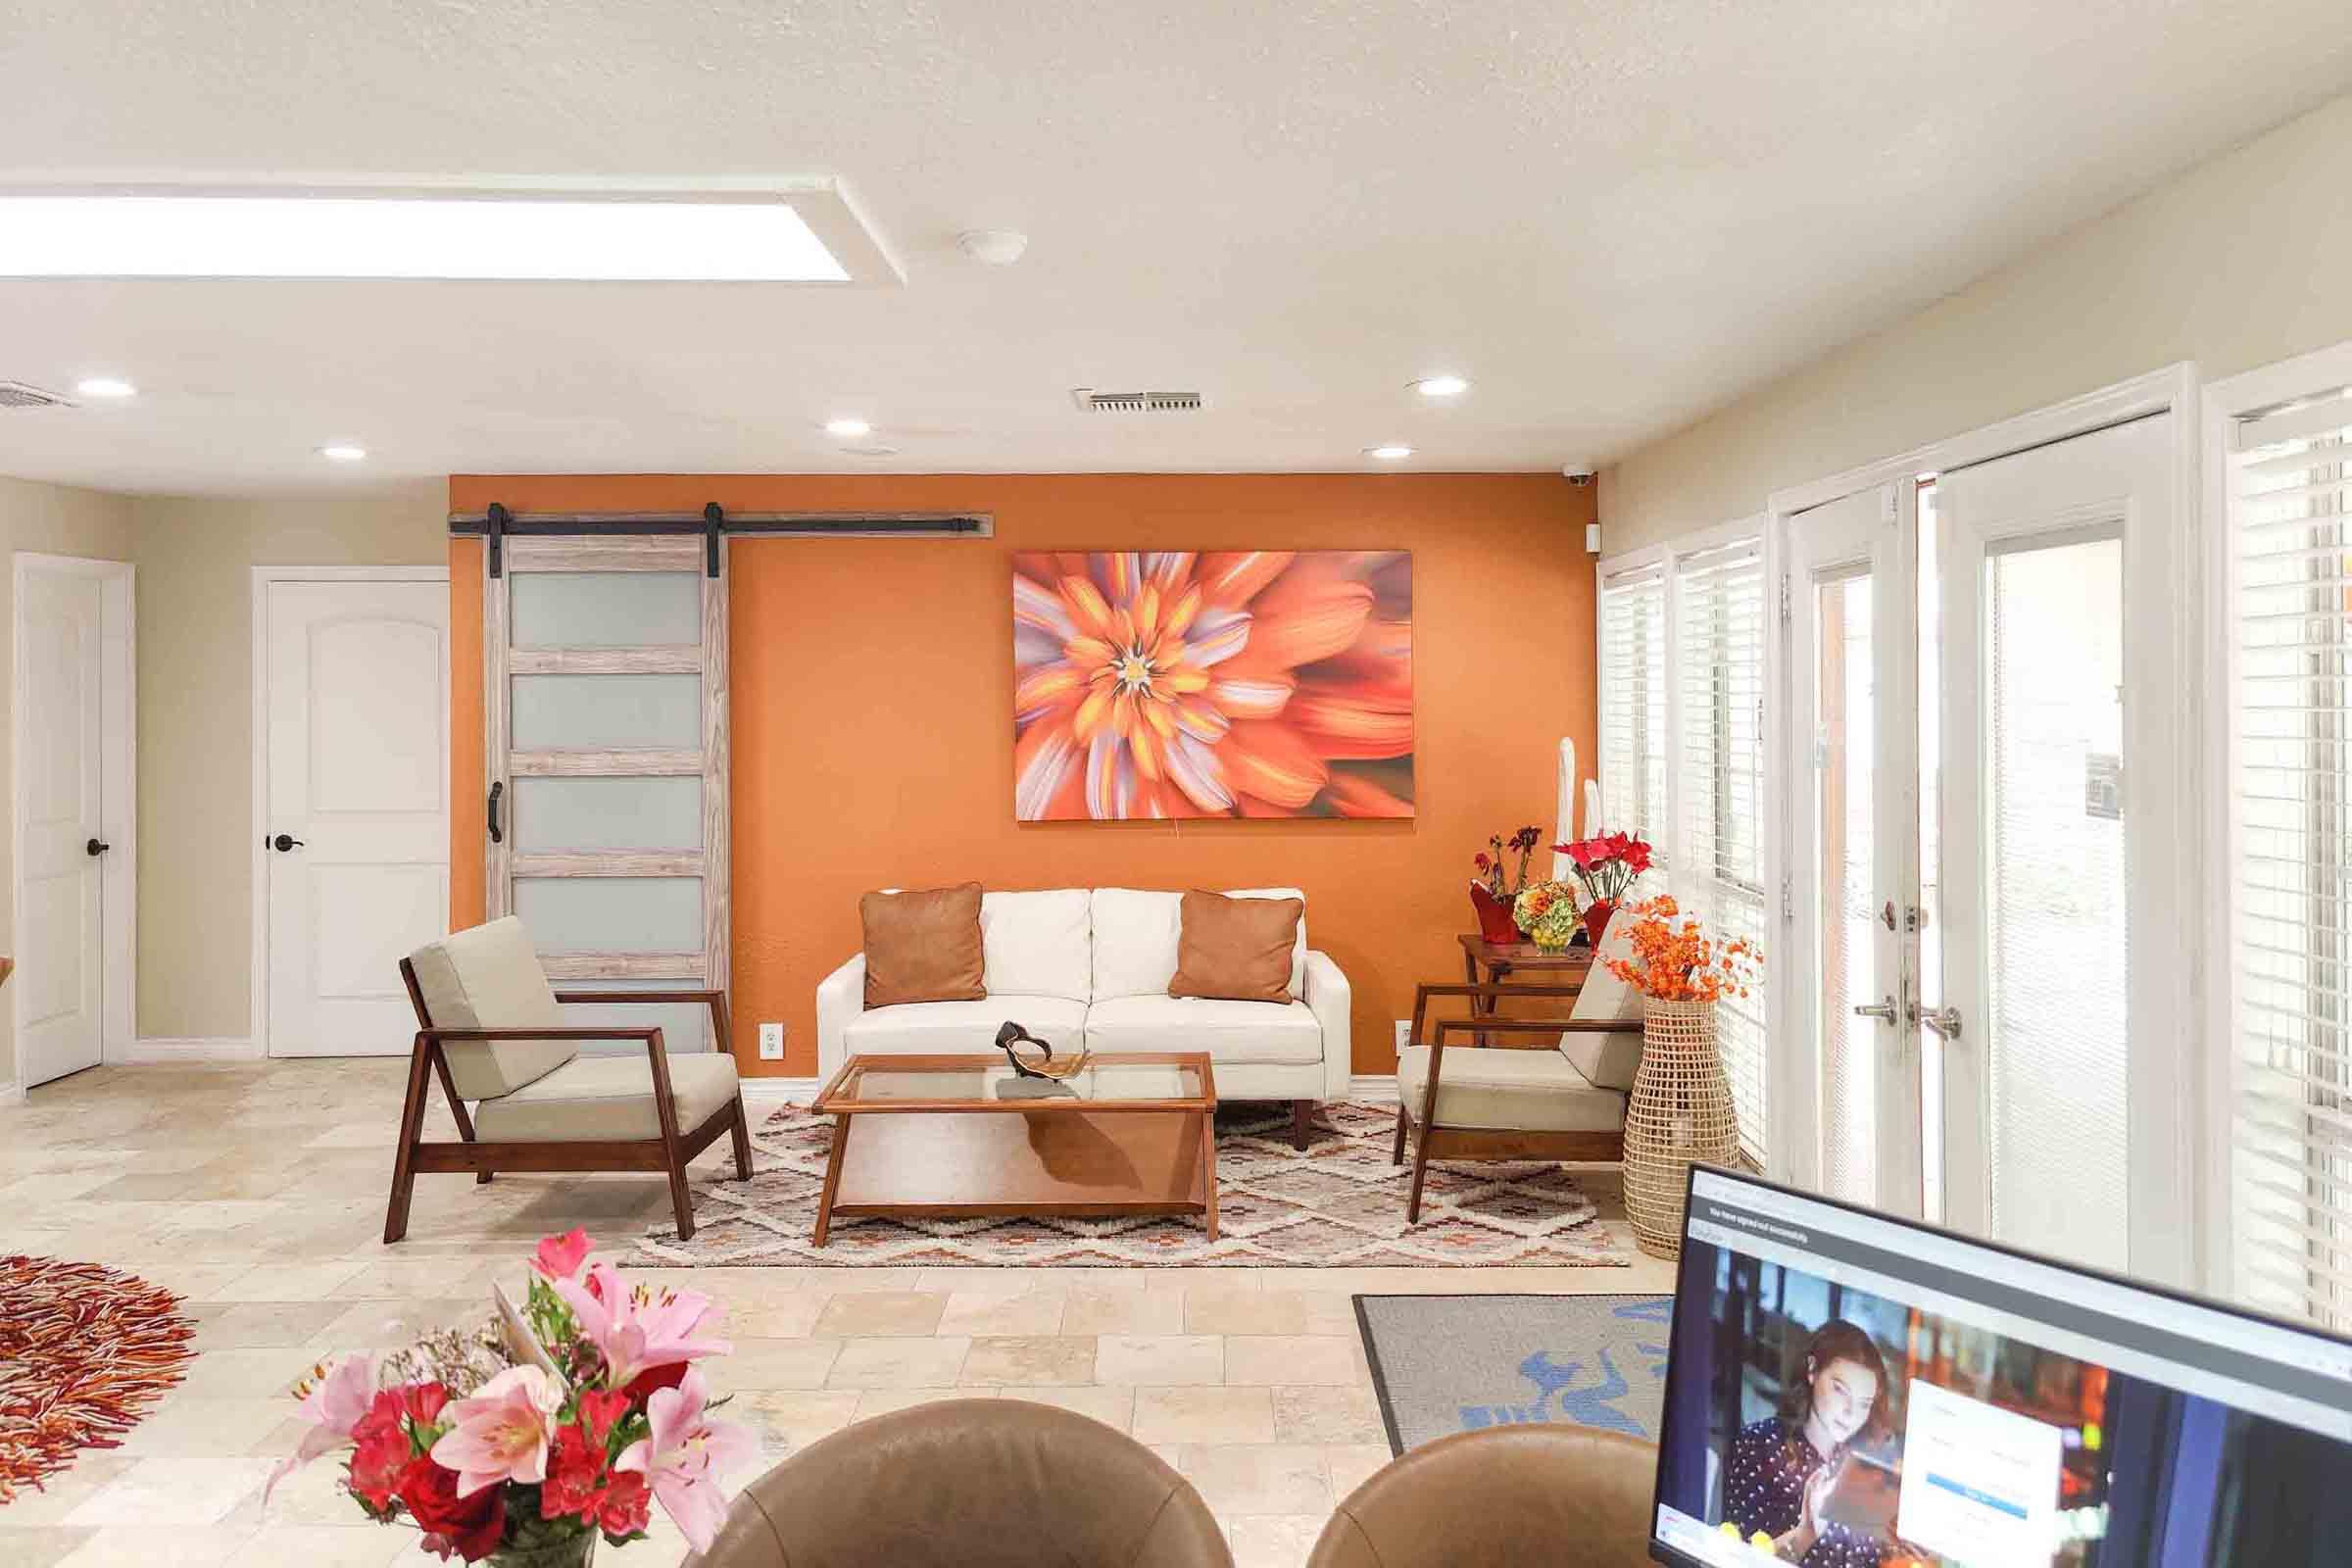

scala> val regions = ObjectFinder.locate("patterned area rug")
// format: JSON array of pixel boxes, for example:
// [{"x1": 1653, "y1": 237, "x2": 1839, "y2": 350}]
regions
[
  {"x1": 632, "y1": 1101, "x2": 1630, "y2": 1268},
  {"x1": 1354, "y1": 1293, "x2": 1673, "y2": 1454},
  {"x1": 0, "y1": 1255, "x2": 197, "y2": 1502}
]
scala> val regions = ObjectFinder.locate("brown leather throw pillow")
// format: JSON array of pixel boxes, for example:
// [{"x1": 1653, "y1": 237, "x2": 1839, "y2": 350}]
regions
[
  {"x1": 1169, "y1": 890, "x2": 1302, "y2": 1004},
  {"x1": 860, "y1": 883, "x2": 987, "y2": 1007}
]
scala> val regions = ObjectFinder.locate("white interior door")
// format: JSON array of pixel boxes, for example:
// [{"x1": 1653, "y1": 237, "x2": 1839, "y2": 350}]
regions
[
  {"x1": 17, "y1": 564, "x2": 109, "y2": 1085},
  {"x1": 1783, "y1": 480, "x2": 1923, "y2": 1217},
  {"x1": 1934, "y1": 413, "x2": 2193, "y2": 1283},
  {"x1": 265, "y1": 578, "x2": 450, "y2": 1055}
]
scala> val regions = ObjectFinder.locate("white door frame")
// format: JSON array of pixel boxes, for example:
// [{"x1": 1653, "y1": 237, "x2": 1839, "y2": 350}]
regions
[
  {"x1": 1762, "y1": 362, "x2": 2205, "y2": 1278},
  {"x1": 248, "y1": 564, "x2": 450, "y2": 1060},
  {"x1": 10, "y1": 553, "x2": 135, "y2": 1100}
]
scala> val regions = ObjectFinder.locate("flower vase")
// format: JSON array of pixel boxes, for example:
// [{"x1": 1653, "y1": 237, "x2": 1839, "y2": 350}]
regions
[
  {"x1": 491, "y1": 1537, "x2": 596, "y2": 1568},
  {"x1": 1468, "y1": 882, "x2": 1521, "y2": 945},
  {"x1": 1622, "y1": 998, "x2": 1741, "y2": 1260},
  {"x1": 1581, "y1": 900, "x2": 1617, "y2": 950}
]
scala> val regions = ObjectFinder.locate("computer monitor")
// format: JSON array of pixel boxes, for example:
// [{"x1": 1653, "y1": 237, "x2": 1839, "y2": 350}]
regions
[{"x1": 1649, "y1": 1166, "x2": 2352, "y2": 1567}]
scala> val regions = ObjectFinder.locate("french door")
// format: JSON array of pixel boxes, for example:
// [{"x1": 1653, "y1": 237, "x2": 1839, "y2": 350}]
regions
[{"x1": 1782, "y1": 413, "x2": 2196, "y2": 1285}]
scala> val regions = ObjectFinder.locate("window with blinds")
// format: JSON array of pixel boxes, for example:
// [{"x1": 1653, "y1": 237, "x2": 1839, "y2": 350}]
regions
[
  {"x1": 2231, "y1": 384, "x2": 2352, "y2": 1335},
  {"x1": 1598, "y1": 564, "x2": 1667, "y2": 849},
  {"x1": 1676, "y1": 540, "x2": 1769, "y2": 1167}
]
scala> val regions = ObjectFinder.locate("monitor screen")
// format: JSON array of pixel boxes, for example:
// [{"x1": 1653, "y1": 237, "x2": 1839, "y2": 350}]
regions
[{"x1": 1649, "y1": 1167, "x2": 2352, "y2": 1567}]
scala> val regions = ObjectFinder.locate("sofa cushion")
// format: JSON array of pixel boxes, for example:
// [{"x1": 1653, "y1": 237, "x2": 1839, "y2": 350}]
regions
[
  {"x1": 406, "y1": 916, "x2": 575, "y2": 1102},
  {"x1": 1169, "y1": 890, "x2": 1303, "y2": 1004},
  {"x1": 1562, "y1": 918, "x2": 1646, "y2": 1090},
  {"x1": 981, "y1": 889, "x2": 1092, "y2": 1002},
  {"x1": 1396, "y1": 1045, "x2": 1626, "y2": 1133},
  {"x1": 473, "y1": 1051, "x2": 739, "y2": 1143},
  {"x1": 842, "y1": 995, "x2": 1088, "y2": 1059},
  {"x1": 861, "y1": 884, "x2": 986, "y2": 1007},
  {"x1": 1083, "y1": 994, "x2": 1323, "y2": 1065},
  {"x1": 1091, "y1": 887, "x2": 1308, "y2": 1001}
]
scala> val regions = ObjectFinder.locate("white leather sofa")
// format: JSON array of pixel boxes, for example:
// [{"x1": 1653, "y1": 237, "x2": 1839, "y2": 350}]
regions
[{"x1": 816, "y1": 887, "x2": 1350, "y2": 1146}]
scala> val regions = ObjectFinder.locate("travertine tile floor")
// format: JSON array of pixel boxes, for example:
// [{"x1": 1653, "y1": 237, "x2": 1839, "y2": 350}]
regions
[{"x1": 0, "y1": 1061, "x2": 1672, "y2": 1567}]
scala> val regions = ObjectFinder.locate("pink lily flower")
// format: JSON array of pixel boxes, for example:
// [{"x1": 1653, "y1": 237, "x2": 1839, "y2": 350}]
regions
[
  {"x1": 613, "y1": 1365, "x2": 758, "y2": 1553},
  {"x1": 427, "y1": 1364, "x2": 563, "y2": 1497},
  {"x1": 552, "y1": 1262, "x2": 730, "y2": 1392},
  {"x1": 265, "y1": 1351, "x2": 375, "y2": 1500},
  {"x1": 529, "y1": 1227, "x2": 594, "y2": 1284}
]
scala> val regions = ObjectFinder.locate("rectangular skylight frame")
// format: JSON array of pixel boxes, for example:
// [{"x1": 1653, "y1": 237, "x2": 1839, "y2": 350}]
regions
[{"x1": 0, "y1": 178, "x2": 899, "y2": 283}]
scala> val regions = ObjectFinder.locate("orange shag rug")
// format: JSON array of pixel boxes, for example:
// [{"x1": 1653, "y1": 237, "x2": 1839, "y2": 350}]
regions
[{"x1": 0, "y1": 1254, "x2": 196, "y2": 1502}]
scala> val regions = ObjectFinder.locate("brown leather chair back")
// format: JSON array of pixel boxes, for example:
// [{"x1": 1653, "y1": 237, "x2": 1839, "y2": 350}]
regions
[
  {"x1": 682, "y1": 1397, "x2": 1234, "y2": 1568},
  {"x1": 1305, "y1": 1425, "x2": 1659, "y2": 1568}
]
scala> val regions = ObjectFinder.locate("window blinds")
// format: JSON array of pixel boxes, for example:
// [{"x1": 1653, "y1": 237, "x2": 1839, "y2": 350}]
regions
[
  {"x1": 2231, "y1": 386, "x2": 2352, "y2": 1334},
  {"x1": 1676, "y1": 540, "x2": 1769, "y2": 1167},
  {"x1": 1598, "y1": 564, "x2": 1667, "y2": 850}
]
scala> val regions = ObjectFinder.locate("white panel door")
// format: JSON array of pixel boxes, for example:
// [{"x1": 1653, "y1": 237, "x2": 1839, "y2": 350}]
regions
[
  {"x1": 266, "y1": 580, "x2": 450, "y2": 1055},
  {"x1": 18, "y1": 567, "x2": 106, "y2": 1085},
  {"x1": 1935, "y1": 413, "x2": 2191, "y2": 1283},
  {"x1": 1783, "y1": 481, "x2": 1922, "y2": 1216}
]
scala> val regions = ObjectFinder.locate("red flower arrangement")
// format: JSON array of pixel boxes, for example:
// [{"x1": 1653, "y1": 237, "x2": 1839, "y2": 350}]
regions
[
  {"x1": 267, "y1": 1228, "x2": 753, "y2": 1563},
  {"x1": 1552, "y1": 832, "x2": 1653, "y2": 945}
]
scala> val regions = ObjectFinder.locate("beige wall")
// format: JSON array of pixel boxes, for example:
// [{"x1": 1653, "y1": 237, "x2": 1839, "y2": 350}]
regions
[
  {"x1": 130, "y1": 485, "x2": 444, "y2": 1040},
  {"x1": 0, "y1": 478, "x2": 135, "y2": 1083},
  {"x1": 1601, "y1": 90, "x2": 2352, "y2": 549}
]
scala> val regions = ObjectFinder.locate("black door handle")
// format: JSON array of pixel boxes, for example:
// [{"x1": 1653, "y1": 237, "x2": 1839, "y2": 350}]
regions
[
  {"x1": 271, "y1": 833, "x2": 304, "y2": 853},
  {"x1": 488, "y1": 780, "x2": 505, "y2": 845},
  {"x1": 85, "y1": 837, "x2": 109, "y2": 857}
]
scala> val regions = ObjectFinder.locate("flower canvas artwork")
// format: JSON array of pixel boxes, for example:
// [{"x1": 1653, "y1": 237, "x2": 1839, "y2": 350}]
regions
[{"x1": 1012, "y1": 550, "x2": 1413, "y2": 820}]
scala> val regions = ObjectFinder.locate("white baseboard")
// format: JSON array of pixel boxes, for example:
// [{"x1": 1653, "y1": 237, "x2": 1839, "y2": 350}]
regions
[
  {"x1": 1348, "y1": 1073, "x2": 1399, "y2": 1102},
  {"x1": 740, "y1": 1077, "x2": 818, "y2": 1103},
  {"x1": 120, "y1": 1037, "x2": 263, "y2": 1063},
  {"x1": 0, "y1": 1077, "x2": 19, "y2": 1103}
]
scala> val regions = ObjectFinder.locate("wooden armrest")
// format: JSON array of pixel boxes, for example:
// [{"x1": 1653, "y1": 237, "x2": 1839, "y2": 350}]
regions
[
  {"x1": 548, "y1": 989, "x2": 732, "y2": 1057},
  {"x1": 419, "y1": 1026, "x2": 661, "y2": 1042},
  {"x1": 1409, "y1": 980, "x2": 1592, "y2": 1049}
]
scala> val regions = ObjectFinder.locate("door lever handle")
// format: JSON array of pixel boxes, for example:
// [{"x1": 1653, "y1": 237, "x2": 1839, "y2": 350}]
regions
[
  {"x1": 1912, "y1": 1002, "x2": 1963, "y2": 1040},
  {"x1": 85, "y1": 837, "x2": 110, "y2": 857},
  {"x1": 1852, "y1": 997, "x2": 1897, "y2": 1024},
  {"x1": 271, "y1": 833, "x2": 305, "y2": 853}
]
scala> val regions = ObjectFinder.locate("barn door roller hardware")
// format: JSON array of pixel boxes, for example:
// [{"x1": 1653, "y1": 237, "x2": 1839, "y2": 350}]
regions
[{"x1": 454, "y1": 505, "x2": 990, "y2": 576}]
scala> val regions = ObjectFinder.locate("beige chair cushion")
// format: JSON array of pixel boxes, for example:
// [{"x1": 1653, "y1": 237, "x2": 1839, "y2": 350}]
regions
[
  {"x1": 1396, "y1": 1045, "x2": 1626, "y2": 1133},
  {"x1": 472, "y1": 1052, "x2": 741, "y2": 1143},
  {"x1": 407, "y1": 916, "x2": 576, "y2": 1101},
  {"x1": 1562, "y1": 917, "x2": 1646, "y2": 1091}
]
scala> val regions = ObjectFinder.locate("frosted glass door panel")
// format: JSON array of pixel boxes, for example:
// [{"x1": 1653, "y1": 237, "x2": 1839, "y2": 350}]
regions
[
  {"x1": 512, "y1": 674, "x2": 700, "y2": 750},
  {"x1": 1984, "y1": 536, "x2": 2129, "y2": 1270},
  {"x1": 511, "y1": 572, "x2": 702, "y2": 647},
  {"x1": 1818, "y1": 573, "x2": 1879, "y2": 1206},
  {"x1": 513, "y1": 776, "x2": 703, "y2": 853},
  {"x1": 514, "y1": 876, "x2": 703, "y2": 953},
  {"x1": 558, "y1": 978, "x2": 710, "y2": 1056}
]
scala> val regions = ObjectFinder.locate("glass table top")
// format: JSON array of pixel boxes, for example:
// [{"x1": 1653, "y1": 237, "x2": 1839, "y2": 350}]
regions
[{"x1": 818, "y1": 1054, "x2": 1209, "y2": 1110}]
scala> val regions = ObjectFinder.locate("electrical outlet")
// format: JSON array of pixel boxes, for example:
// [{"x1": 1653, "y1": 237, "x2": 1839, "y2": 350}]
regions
[{"x1": 758, "y1": 1022, "x2": 784, "y2": 1061}]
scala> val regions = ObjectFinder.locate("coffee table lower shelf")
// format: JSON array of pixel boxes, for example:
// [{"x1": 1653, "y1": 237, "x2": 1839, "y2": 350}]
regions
[{"x1": 814, "y1": 1109, "x2": 1217, "y2": 1244}]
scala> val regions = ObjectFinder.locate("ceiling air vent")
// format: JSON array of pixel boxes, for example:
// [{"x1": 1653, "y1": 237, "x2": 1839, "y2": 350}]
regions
[
  {"x1": 1070, "y1": 388, "x2": 1203, "y2": 415},
  {"x1": 0, "y1": 380, "x2": 74, "y2": 410}
]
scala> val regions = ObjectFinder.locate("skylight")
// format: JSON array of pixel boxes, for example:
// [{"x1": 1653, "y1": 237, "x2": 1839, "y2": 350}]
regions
[{"x1": 0, "y1": 192, "x2": 853, "y2": 281}]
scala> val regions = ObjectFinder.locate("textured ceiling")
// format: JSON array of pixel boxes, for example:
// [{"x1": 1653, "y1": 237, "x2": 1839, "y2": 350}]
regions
[{"x1": 2, "y1": 0, "x2": 2349, "y2": 494}]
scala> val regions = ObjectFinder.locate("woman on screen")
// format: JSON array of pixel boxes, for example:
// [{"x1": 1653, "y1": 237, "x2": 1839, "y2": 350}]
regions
[{"x1": 1724, "y1": 1319, "x2": 1897, "y2": 1566}]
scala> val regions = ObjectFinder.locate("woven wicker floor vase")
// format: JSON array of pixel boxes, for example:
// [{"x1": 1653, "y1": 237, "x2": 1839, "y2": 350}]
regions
[{"x1": 1623, "y1": 998, "x2": 1741, "y2": 1258}]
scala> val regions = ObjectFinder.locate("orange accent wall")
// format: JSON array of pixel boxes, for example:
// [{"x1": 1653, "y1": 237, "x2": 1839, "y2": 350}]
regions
[{"x1": 447, "y1": 473, "x2": 1597, "y2": 1078}]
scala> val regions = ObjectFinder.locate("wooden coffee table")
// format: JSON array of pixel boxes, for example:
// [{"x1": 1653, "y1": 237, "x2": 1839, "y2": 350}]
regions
[{"x1": 807, "y1": 1052, "x2": 1218, "y2": 1246}]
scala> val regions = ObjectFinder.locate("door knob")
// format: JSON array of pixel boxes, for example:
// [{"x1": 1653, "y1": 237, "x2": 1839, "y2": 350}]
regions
[
  {"x1": 1852, "y1": 997, "x2": 1897, "y2": 1024},
  {"x1": 271, "y1": 833, "x2": 305, "y2": 853},
  {"x1": 84, "y1": 837, "x2": 109, "y2": 857}
]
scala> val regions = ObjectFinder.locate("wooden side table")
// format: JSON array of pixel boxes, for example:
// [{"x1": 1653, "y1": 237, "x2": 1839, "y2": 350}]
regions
[{"x1": 1456, "y1": 934, "x2": 1593, "y2": 1045}]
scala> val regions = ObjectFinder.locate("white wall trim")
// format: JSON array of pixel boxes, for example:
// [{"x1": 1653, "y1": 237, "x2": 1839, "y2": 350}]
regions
[
  {"x1": 250, "y1": 564, "x2": 451, "y2": 1061},
  {"x1": 1348, "y1": 1073, "x2": 1399, "y2": 1103},
  {"x1": 122, "y1": 1037, "x2": 264, "y2": 1062},
  {"x1": 739, "y1": 1077, "x2": 817, "y2": 1104},
  {"x1": 12, "y1": 553, "x2": 136, "y2": 1089}
]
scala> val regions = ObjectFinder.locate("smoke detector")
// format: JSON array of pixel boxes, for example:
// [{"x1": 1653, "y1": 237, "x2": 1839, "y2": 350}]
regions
[
  {"x1": 957, "y1": 229, "x2": 1028, "y2": 266},
  {"x1": 1070, "y1": 388, "x2": 1204, "y2": 415},
  {"x1": 0, "y1": 380, "x2": 74, "y2": 410}
]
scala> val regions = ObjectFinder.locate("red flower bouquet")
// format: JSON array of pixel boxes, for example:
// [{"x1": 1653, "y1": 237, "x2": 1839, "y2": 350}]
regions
[
  {"x1": 268, "y1": 1229, "x2": 753, "y2": 1564},
  {"x1": 1551, "y1": 831, "x2": 1654, "y2": 945}
]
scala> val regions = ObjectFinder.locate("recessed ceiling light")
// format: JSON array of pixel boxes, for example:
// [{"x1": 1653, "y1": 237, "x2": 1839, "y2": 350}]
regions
[
  {"x1": 74, "y1": 376, "x2": 136, "y2": 399},
  {"x1": 318, "y1": 443, "x2": 367, "y2": 463},
  {"x1": 0, "y1": 191, "x2": 851, "y2": 281},
  {"x1": 825, "y1": 416, "x2": 872, "y2": 438},
  {"x1": 1365, "y1": 444, "x2": 1414, "y2": 461},
  {"x1": 1412, "y1": 374, "x2": 1470, "y2": 398}
]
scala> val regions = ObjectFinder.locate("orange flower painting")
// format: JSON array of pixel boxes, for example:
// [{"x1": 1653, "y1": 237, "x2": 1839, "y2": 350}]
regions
[{"x1": 1012, "y1": 551, "x2": 1413, "y2": 820}]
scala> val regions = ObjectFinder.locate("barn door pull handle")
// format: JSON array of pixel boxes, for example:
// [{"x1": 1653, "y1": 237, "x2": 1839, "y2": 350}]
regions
[{"x1": 488, "y1": 780, "x2": 505, "y2": 844}]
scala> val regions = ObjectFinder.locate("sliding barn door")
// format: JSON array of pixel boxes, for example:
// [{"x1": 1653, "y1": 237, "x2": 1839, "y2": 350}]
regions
[{"x1": 484, "y1": 536, "x2": 727, "y2": 1052}]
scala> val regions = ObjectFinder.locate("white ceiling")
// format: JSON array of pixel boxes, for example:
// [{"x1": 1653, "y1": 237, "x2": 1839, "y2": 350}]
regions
[{"x1": 3, "y1": 1, "x2": 2349, "y2": 496}]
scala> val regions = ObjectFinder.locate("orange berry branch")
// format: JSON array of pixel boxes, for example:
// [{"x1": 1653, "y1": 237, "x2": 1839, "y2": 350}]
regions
[{"x1": 1601, "y1": 895, "x2": 1761, "y2": 1004}]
